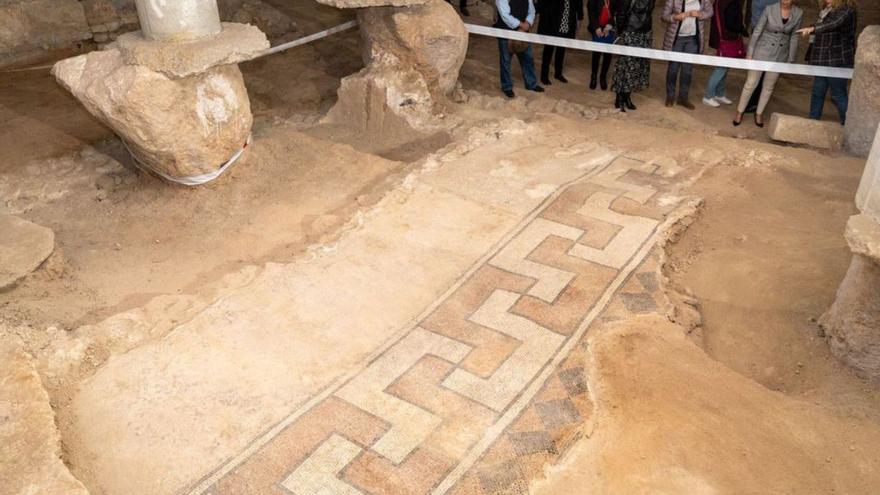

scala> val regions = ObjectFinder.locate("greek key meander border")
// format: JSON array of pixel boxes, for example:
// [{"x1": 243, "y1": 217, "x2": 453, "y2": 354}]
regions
[{"x1": 184, "y1": 153, "x2": 671, "y2": 495}]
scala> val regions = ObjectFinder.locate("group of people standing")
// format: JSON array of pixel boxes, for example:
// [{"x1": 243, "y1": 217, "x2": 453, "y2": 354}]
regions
[{"x1": 487, "y1": 0, "x2": 860, "y2": 125}]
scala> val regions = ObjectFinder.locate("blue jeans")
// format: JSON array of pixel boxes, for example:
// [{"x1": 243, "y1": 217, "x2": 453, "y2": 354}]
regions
[
  {"x1": 499, "y1": 38, "x2": 538, "y2": 92},
  {"x1": 666, "y1": 35, "x2": 699, "y2": 100},
  {"x1": 704, "y1": 67, "x2": 728, "y2": 99},
  {"x1": 810, "y1": 76, "x2": 849, "y2": 124}
]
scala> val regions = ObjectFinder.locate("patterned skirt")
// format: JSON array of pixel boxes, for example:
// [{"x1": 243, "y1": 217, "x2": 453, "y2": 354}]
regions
[{"x1": 612, "y1": 31, "x2": 652, "y2": 93}]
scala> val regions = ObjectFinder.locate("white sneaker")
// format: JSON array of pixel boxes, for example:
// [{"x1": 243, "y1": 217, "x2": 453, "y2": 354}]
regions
[
  {"x1": 715, "y1": 96, "x2": 734, "y2": 105},
  {"x1": 702, "y1": 97, "x2": 721, "y2": 108}
]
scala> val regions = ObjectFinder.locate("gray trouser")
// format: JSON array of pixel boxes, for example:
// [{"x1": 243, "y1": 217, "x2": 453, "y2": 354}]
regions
[{"x1": 666, "y1": 35, "x2": 699, "y2": 100}]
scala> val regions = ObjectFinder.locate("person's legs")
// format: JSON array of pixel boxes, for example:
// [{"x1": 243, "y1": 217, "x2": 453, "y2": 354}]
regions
[
  {"x1": 828, "y1": 77, "x2": 849, "y2": 124},
  {"x1": 666, "y1": 58, "x2": 681, "y2": 99},
  {"x1": 737, "y1": 70, "x2": 762, "y2": 114},
  {"x1": 555, "y1": 47, "x2": 567, "y2": 79},
  {"x1": 541, "y1": 45, "x2": 554, "y2": 84},
  {"x1": 809, "y1": 76, "x2": 829, "y2": 120},
  {"x1": 499, "y1": 38, "x2": 514, "y2": 92},
  {"x1": 590, "y1": 50, "x2": 601, "y2": 86},
  {"x1": 745, "y1": 73, "x2": 764, "y2": 113},
  {"x1": 600, "y1": 52, "x2": 612, "y2": 89},
  {"x1": 518, "y1": 44, "x2": 539, "y2": 89},
  {"x1": 756, "y1": 71, "x2": 781, "y2": 115},
  {"x1": 677, "y1": 37, "x2": 699, "y2": 102},
  {"x1": 705, "y1": 67, "x2": 725, "y2": 99}
]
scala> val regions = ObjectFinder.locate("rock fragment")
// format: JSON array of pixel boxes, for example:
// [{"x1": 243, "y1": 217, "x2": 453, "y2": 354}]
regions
[
  {"x1": 53, "y1": 48, "x2": 254, "y2": 181},
  {"x1": 0, "y1": 342, "x2": 90, "y2": 494},
  {"x1": 767, "y1": 113, "x2": 843, "y2": 150},
  {"x1": 0, "y1": 215, "x2": 55, "y2": 291}
]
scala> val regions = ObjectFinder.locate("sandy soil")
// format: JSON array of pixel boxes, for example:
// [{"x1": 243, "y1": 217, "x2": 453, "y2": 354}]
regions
[
  {"x1": 2, "y1": 2, "x2": 879, "y2": 494},
  {"x1": 534, "y1": 315, "x2": 880, "y2": 495}
]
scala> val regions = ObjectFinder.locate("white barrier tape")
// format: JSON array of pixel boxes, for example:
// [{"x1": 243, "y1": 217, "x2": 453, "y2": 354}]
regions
[
  {"x1": 466, "y1": 24, "x2": 854, "y2": 80},
  {"x1": 1, "y1": 63, "x2": 54, "y2": 73},
  {"x1": 257, "y1": 20, "x2": 359, "y2": 58},
  {"x1": 123, "y1": 135, "x2": 251, "y2": 186}
]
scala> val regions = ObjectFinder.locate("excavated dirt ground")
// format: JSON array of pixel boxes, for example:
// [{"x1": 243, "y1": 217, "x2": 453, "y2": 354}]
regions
[{"x1": 2, "y1": 2, "x2": 880, "y2": 494}]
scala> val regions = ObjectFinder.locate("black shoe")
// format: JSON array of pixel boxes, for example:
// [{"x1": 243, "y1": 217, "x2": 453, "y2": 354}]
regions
[
  {"x1": 555, "y1": 74, "x2": 568, "y2": 83},
  {"x1": 624, "y1": 93, "x2": 637, "y2": 110},
  {"x1": 540, "y1": 76, "x2": 552, "y2": 86},
  {"x1": 530, "y1": 85, "x2": 545, "y2": 93},
  {"x1": 615, "y1": 93, "x2": 626, "y2": 112},
  {"x1": 733, "y1": 113, "x2": 743, "y2": 126},
  {"x1": 589, "y1": 74, "x2": 598, "y2": 90},
  {"x1": 754, "y1": 114, "x2": 764, "y2": 128},
  {"x1": 461, "y1": 6, "x2": 470, "y2": 16},
  {"x1": 503, "y1": 89, "x2": 515, "y2": 98},
  {"x1": 677, "y1": 98, "x2": 695, "y2": 110},
  {"x1": 600, "y1": 75, "x2": 608, "y2": 91}
]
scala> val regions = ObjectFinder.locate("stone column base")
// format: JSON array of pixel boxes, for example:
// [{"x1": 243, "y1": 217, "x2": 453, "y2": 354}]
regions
[{"x1": 820, "y1": 214, "x2": 880, "y2": 383}]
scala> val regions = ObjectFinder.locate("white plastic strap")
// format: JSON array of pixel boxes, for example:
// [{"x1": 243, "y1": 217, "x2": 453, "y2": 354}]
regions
[
  {"x1": 466, "y1": 24, "x2": 854, "y2": 80},
  {"x1": 257, "y1": 20, "x2": 359, "y2": 58},
  {"x1": 123, "y1": 134, "x2": 251, "y2": 186}
]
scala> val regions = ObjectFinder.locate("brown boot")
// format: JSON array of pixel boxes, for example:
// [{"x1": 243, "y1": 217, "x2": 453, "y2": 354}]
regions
[
  {"x1": 665, "y1": 96, "x2": 675, "y2": 107},
  {"x1": 678, "y1": 98, "x2": 695, "y2": 110}
]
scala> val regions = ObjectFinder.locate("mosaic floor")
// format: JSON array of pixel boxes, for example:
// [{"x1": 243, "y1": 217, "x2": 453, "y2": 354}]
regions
[{"x1": 186, "y1": 152, "x2": 696, "y2": 495}]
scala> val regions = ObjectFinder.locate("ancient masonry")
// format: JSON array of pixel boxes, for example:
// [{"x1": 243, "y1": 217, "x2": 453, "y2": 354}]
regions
[
  {"x1": 51, "y1": 0, "x2": 270, "y2": 183},
  {"x1": 178, "y1": 152, "x2": 696, "y2": 494}
]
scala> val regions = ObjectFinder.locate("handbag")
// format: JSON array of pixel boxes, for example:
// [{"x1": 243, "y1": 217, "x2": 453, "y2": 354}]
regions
[
  {"x1": 715, "y1": 2, "x2": 746, "y2": 58},
  {"x1": 599, "y1": 0, "x2": 612, "y2": 26}
]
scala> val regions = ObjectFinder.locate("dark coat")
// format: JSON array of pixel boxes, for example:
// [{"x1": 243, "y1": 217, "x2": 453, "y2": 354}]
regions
[
  {"x1": 587, "y1": 0, "x2": 617, "y2": 32},
  {"x1": 709, "y1": 0, "x2": 747, "y2": 49},
  {"x1": 808, "y1": 6, "x2": 857, "y2": 68},
  {"x1": 615, "y1": 0, "x2": 655, "y2": 34},
  {"x1": 538, "y1": 0, "x2": 584, "y2": 37},
  {"x1": 660, "y1": 0, "x2": 714, "y2": 53}
]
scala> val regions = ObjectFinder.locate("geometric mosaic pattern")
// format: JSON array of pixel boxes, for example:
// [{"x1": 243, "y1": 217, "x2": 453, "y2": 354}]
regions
[{"x1": 187, "y1": 152, "x2": 685, "y2": 495}]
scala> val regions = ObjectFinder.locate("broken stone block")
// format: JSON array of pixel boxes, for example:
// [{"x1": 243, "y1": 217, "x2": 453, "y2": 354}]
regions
[
  {"x1": 326, "y1": 59, "x2": 438, "y2": 134},
  {"x1": 0, "y1": 0, "x2": 91, "y2": 67},
  {"x1": 767, "y1": 113, "x2": 843, "y2": 150},
  {"x1": 358, "y1": 0, "x2": 468, "y2": 96},
  {"x1": 845, "y1": 26, "x2": 880, "y2": 157},
  {"x1": 0, "y1": 341, "x2": 89, "y2": 494},
  {"x1": 325, "y1": 0, "x2": 467, "y2": 134},
  {"x1": 53, "y1": 48, "x2": 254, "y2": 181},
  {"x1": 114, "y1": 22, "x2": 269, "y2": 78},
  {"x1": 0, "y1": 215, "x2": 55, "y2": 291}
]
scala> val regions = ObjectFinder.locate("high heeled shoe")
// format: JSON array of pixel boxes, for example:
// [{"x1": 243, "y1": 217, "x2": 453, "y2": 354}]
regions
[
  {"x1": 754, "y1": 114, "x2": 764, "y2": 128},
  {"x1": 733, "y1": 113, "x2": 743, "y2": 126}
]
